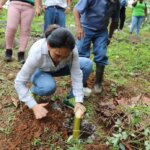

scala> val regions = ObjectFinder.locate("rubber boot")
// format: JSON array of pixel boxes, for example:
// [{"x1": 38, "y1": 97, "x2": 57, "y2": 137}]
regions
[
  {"x1": 94, "y1": 64, "x2": 105, "y2": 93},
  {"x1": 5, "y1": 49, "x2": 12, "y2": 62},
  {"x1": 18, "y1": 52, "x2": 25, "y2": 64}
]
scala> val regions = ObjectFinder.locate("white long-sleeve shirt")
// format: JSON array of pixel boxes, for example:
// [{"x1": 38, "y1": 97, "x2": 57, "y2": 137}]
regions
[{"x1": 15, "y1": 38, "x2": 84, "y2": 108}]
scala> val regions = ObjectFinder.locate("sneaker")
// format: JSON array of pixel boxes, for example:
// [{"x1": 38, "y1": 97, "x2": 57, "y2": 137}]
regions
[
  {"x1": 83, "y1": 87, "x2": 92, "y2": 97},
  {"x1": 18, "y1": 52, "x2": 25, "y2": 64},
  {"x1": 63, "y1": 97, "x2": 75, "y2": 109},
  {"x1": 5, "y1": 49, "x2": 12, "y2": 62}
]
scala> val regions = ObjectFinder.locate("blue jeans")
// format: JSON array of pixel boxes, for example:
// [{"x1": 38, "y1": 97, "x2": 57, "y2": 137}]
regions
[
  {"x1": 44, "y1": 6, "x2": 66, "y2": 32},
  {"x1": 130, "y1": 16, "x2": 145, "y2": 34},
  {"x1": 30, "y1": 57, "x2": 93, "y2": 96},
  {"x1": 76, "y1": 27, "x2": 108, "y2": 66}
]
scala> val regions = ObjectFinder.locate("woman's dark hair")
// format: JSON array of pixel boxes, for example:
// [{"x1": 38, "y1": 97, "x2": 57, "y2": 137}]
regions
[{"x1": 45, "y1": 24, "x2": 75, "y2": 51}]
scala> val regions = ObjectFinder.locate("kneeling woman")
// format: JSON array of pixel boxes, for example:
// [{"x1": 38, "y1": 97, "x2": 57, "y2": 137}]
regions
[{"x1": 15, "y1": 25, "x2": 93, "y2": 119}]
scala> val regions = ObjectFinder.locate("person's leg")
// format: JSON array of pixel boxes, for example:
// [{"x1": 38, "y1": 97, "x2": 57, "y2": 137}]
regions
[
  {"x1": 76, "y1": 28, "x2": 92, "y2": 58},
  {"x1": 49, "y1": 58, "x2": 92, "y2": 99},
  {"x1": 31, "y1": 69, "x2": 56, "y2": 96},
  {"x1": 19, "y1": 2, "x2": 34, "y2": 63},
  {"x1": 5, "y1": 2, "x2": 20, "y2": 61},
  {"x1": 56, "y1": 9, "x2": 66, "y2": 27},
  {"x1": 120, "y1": 7, "x2": 126, "y2": 30},
  {"x1": 136, "y1": 16, "x2": 145, "y2": 35},
  {"x1": 79, "y1": 57, "x2": 93, "y2": 86},
  {"x1": 44, "y1": 7, "x2": 56, "y2": 32},
  {"x1": 92, "y1": 29, "x2": 108, "y2": 93},
  {"x1": 130, "y1": 16, "x2": 138, "y2": 34}
]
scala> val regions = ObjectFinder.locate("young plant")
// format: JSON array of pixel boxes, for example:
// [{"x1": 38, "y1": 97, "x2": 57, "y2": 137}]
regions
[{"x1": 106, "y1": 119, "x2": 128, "y2": 150}]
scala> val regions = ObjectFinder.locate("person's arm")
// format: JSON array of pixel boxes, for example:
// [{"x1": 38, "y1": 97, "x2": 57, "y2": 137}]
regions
[
  {"x1": 73, "y1": 8, "x2": 84, "y2": 40},
  {"x1": 71, "y1": 48, "x2": 84, "y2": 103},
  {"x1": 0, "y1": 0, "x2": 7, "y2": 12},
  {"x1": 109, "y1": 21, "x2": 118, "y2": 38},
  {"x1": 73, "y1": 0, "x2": 89, "y2": 40},
  {"x1": 15, "y1": 49, "x2": 39, "y2": 109},
  {"x1": 108, "y1": 2, "x2": 120, "y2": 45},
  {"x1": 132, "y1": 0, "x2": 137, "y2": 7},
  {"x1": 145, "y1": 5, "x2": 147, "y2": 17},
  {"x1": 70, "y1": 48, "x2": 86, "y2": 114},
  {"x1": 34, "y1": 0, "x2": 42, "y2": 16},
  {"x1": 15, "y1": 40, "x2": 48, "y2": 119},
  {"x1": 65, "y1": 0, "x2": 71, "y2": 14}
]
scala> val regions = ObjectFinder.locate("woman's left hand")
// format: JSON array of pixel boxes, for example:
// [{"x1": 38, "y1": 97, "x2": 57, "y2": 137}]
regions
[
  {"x1": 74, "y1": 102, "x2": 86, "y2": 118},
  {"x1": 65, "y1": 7, "x2": 71, "y2": 14}
]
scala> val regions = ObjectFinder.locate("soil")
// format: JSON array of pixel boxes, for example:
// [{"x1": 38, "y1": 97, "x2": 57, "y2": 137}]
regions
[
  {"x1": 0, "y1": 71, "x2": 149, "y2": 149},
  {"x1": 84, "y1": 144, "x2": 109, "y2": 150},
  {"x1": 0, "y1": 103, "x2": 69, "y2": 150},
  {"x1": 0, "y1": 22, "x2": 149, "y2": 150}
]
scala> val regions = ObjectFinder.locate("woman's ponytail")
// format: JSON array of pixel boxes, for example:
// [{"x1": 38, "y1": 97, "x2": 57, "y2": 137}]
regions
[{"x1": 45, "y1": 24, "x2": 60, "y2": 38}]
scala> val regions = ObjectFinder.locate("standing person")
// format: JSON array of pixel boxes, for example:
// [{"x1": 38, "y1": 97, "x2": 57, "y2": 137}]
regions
[
  {"x1": 129, "y1": 0, "x2": 147, "y2": 35},
  {"x1": 15, "y1": 25, "x2": 93, "y2": 119},
  {"x1": 73, "y1": 0, "x2": 120, "y2": 93},
  {"x1": 43, "y1": 0, "x2": 71, "y2": 32},
  {"x1": 119, "y1": 0, "x2": 127, "y2": 31},
  {"x1": 0, "y1": 0, "x2": 41, "y2": 63}
]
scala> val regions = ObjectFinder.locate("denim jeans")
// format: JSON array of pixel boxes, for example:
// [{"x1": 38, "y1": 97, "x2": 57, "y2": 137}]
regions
[
  {"x1": 44, "y1": 6, "x2": 66, "y2": 32},
  {"x1": 76, "y1": 27, "x2": 108, "y2": 66},
  {"x1": 30, "y1": 57, "x2": 93, "y2": 96},
  {"x1": 130, "y1": 16, "x2": 145, "y2": 34}
]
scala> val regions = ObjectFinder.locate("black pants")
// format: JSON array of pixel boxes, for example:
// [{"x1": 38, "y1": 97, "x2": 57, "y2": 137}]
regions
[{"x1": 119, "y1": 6, "x2": 126, "y2": 30}]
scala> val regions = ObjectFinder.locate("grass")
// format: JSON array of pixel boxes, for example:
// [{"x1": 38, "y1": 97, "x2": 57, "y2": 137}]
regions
[{"x1": 0, "y1": 5, "x2": 150, "y2": 150}]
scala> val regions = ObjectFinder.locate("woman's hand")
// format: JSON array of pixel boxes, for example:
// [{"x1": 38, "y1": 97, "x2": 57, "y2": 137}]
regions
[
  {"x1": 32, "y1": 103, "x2": 48, "y2": 119},
  {"x1": 35, "y1": 6, "x2": 41, "y2": 16},
  {"x1": 74, "y1": 102, "x2": 86, "y2": 118},
  {"x1": 65, "y1": 6, "x2": 71, "y2": 14}
]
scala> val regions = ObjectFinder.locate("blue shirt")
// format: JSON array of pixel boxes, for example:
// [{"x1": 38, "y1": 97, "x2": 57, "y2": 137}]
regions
[{"x1": 75, "y1": 0, "x2": 120, "y2": 31}]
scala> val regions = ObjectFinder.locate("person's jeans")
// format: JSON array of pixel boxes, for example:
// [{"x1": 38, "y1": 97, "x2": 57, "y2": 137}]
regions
[
  {"x1": 130, "y1": 16, "x2": 145, "y2": 34},
  {"x1": 44, "y1": 6, "x2": 66, "y2": 32},
  {"x1": 30, "y1": 57, "x2": 93, "y2": 97},
  {"x1": 76, "y1": 27, "x2": 108, "y2": 66}
]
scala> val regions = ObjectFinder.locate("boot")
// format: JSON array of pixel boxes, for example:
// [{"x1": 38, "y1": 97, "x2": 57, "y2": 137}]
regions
[
  {"x1": 18, "y1": 52, "x2": 25, "y2": 64},
  {"x1": 5, "y1": 49, "x2": 12, "y2": 62},
  {"x1": 94, "y1": 64, "x2": 105, "y2": 93}
]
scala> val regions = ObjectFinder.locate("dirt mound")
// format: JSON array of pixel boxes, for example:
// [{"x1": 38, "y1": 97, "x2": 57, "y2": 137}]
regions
[{"x1": 0, "y1": 104, "x2": 69, "y2": 150}]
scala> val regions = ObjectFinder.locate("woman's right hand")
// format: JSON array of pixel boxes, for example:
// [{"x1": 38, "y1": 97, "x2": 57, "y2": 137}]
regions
[{"x1": 32, "y1": 103, "x2": 48, "y2": 119}]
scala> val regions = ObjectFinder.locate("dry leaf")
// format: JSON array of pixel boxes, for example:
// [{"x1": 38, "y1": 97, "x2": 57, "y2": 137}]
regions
[{"x1": 11, "y1": 97, "x2": 19, "y2": 107}]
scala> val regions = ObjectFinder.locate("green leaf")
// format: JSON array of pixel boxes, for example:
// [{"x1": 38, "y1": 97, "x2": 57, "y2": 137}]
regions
[
  {"x1": 122, "y1": 132, "x2": 128, "y2": 140},
  {"x1": 144, "y1": 128, "x2": 150, "y2": 136},
  {"x1": 112, "y1": 137, "x2": 120, "y2": 147},
  {"x1": 119, "y1": 143, "x2": 126, "y2": 150}
]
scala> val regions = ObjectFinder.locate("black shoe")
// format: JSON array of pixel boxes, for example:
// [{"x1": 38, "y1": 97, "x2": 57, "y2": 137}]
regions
[
  {"x1": 5, "y1": 49, "x2": 13, "y2": 62},
  {"x1": 18, "y1": 52, "x2": 25, "y2": 64},
  {"x1": 94, "y1": 64, "x2": 105, "y2": 93}
]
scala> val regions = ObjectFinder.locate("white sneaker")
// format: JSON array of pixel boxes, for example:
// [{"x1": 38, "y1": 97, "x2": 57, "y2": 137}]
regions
[
  {"x1": 94, "y1": 84, "x2": 102, "y2": 93},
  {"x1": 83, "y1": 87, "x2": 92, "y2": 97}
]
